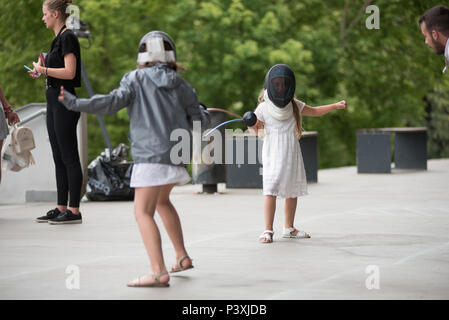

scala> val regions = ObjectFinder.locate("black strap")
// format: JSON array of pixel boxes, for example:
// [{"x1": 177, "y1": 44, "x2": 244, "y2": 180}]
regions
[
  {"x1": 57, "y1": 25, "x2": 67, "y2": 38},
  {"x1": 48, "y1": 25, "x2": 68, "y2": 61}
]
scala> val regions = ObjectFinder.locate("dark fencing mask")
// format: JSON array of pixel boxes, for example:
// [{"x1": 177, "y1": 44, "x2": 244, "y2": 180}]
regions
[{"x1": 264, "y1": 64, "x2": 296, "y2": 108}]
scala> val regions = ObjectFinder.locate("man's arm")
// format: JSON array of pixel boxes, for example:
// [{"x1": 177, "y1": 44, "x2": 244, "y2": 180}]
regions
[
  {"x1": 0, "y1": 86, "x2": 9, "y2": 108},
  {"x1": 0, "y1": 86, "x2": 20, "y2": 125}
]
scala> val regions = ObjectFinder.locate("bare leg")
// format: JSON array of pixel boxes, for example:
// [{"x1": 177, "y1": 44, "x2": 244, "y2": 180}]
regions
[
  {"x1": 260, "y1": 195, "x2": 276, "y2": 243},
  {"x1": 128, "y1": 186, "x2": 169, "y2": 285},
  {"x1": 57, "y1": 205, "x2": 67, "y2": 213},
  {"x1": 284, "y1": 197, "x2": 310, "y2": 237},
  {"x1": 67, "y1": 206, "x2": 80, "y2": 214},
  {"x1": 156, "y1": 184, "x2": 192, "y2": 270},
  {"x1": 284, "y1": 197, "x2": 298, "y2": 229}
]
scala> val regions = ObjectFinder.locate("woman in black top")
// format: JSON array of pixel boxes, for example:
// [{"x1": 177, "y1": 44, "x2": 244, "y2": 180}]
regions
[{"x1": 29, "y1": 0, "x2": 83, "y2": 224}]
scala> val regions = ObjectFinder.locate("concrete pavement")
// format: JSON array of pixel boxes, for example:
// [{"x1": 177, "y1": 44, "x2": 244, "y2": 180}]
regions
[{"x1": 0, "y1": 159, "x2": 448, "y2": 300}]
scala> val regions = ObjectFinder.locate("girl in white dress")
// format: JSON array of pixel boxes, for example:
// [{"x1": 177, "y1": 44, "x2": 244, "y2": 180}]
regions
[{"x1": 249, "y1": 64, "x2": 346, "y2": 243}]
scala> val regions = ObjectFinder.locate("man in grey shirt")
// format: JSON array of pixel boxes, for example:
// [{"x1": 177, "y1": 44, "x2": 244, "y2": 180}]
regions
[{"x1": 419, "y1": 5, "x2": 449, "y2": 74}]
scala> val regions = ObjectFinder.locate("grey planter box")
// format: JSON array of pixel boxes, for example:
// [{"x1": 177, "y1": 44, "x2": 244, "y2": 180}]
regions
[
  {"x1": 226, "y1": 132, "x2": 318, "y2": 188},
  {"x1": 356, "y1": 127, "x2": 427, "y2": 173}
]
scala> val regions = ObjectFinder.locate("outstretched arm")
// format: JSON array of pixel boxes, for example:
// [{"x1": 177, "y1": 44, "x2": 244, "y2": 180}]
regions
[
  {"x1": 59, "y1": 75, "x2": 135, "y2": 115},
  {"x1": 301, "y1": 100, "x2": 346, "y2": 117}
]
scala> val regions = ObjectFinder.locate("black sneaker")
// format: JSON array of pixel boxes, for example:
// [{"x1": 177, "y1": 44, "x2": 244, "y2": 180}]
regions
[
  {"x1": 48, "y1": 210, "x2": 82, "y2": 225},
  {"x1": 35, "y1": 208, "x2": 62, "y2": 223}
]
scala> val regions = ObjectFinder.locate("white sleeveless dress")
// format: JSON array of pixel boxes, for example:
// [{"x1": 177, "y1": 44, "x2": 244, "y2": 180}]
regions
[{"x1": 254, "y1": 101, "x2": 308, "y2": 199}]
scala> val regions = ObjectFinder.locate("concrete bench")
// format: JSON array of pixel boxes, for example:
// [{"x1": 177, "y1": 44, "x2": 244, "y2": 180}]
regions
[
  {"x1": 225, "y1": 131, "x2": 318, "y2": 188},
  {"x1": 356, "y1": 127, "x2": 427, "y2": 173}
]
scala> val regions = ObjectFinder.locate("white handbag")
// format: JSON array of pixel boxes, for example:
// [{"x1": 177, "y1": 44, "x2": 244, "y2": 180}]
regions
[
  {"x1": 1, "y1": 125, "x2": 36, "y2": 172},
  {"x1": 11, "y1": 124, "x2": 35, "y2": 154}
]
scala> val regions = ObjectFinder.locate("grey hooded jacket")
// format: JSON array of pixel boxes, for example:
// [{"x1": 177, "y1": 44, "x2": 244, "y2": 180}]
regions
[{"x1": 61, "y1": 63, "x2": 210, "y2": 166}]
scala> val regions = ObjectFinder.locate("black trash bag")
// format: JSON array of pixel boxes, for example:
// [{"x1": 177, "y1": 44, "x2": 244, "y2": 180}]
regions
[{"x1": 86, "y1": 143, "x2": 134, "y2": 201}]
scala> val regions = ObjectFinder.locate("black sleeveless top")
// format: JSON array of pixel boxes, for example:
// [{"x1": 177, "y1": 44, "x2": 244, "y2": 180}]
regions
[{"x1": 45, "y1": 26, "x2": 82, "y2": 88}]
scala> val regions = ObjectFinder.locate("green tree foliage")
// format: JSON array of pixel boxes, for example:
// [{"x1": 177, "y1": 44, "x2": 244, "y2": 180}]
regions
[
  {"x1": 1, "y1": 0, "x2": 448, "y2": 167},
  {"x1": 423, "y1": 77, "x2": 449, "y2": 158}
]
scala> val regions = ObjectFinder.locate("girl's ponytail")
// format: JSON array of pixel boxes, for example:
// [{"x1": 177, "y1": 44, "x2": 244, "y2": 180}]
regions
[{"x1": 292, "y1": 99, "x2": 303, "y2": 139}]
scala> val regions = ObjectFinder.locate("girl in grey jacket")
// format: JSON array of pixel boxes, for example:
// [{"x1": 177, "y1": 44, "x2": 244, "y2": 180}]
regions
[{"x1": 59, "y1": 31, "x2": 210, "y2": 287}]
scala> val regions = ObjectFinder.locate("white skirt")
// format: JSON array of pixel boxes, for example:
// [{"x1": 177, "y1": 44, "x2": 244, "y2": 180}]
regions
[{"x1": 130, "y1": 163, "x2": 191, "y2": 188}]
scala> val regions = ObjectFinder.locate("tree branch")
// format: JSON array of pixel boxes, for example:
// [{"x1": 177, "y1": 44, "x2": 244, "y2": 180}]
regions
[
  {"x1": 340, "y1": 0, "x2": 373, "y2": 45},
  {"x1": 347, "y1": 0, "x2": 373, "y2": 31}
]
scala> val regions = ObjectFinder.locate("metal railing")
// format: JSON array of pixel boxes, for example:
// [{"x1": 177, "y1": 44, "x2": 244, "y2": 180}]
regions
[
  {"x1": 17, "y1": 109, "x2": 47, "y2": 126},
  {"x1": 15, "y1": 103, "x2": 46, "y2": 113}
]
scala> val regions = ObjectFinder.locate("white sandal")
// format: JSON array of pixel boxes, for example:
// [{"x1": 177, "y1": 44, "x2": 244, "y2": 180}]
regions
[
  {"x1": 259, "y1": 230, "x2": 274, "y2": 243},
  {"x1": 282, "y1": 227, "x2": 311, "y2": 239}
]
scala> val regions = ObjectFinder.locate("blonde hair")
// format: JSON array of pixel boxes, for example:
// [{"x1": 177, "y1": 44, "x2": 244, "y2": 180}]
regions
[
  {"x1": 44, "y1": 0, "x2": 73, "y2": 21},
  {"x1": 258, "y1": 89, "x2": 303, "y2": 139}
]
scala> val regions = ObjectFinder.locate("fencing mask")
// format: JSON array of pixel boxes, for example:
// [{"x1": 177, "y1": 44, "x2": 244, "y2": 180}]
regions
[
  {"x1": 137, "y1": 31, "x2": 176, "y2": 65},
  {"x1": 264, "y1": 64, "x2": 296, "y2": 108}
]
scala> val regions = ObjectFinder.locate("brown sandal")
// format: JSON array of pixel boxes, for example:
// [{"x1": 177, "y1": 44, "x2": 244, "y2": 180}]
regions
[
  {"x1": 127, "y1": 271, "x2": 170, "y2": 287},
  {"x1": 170, "y1": 255, "x2": 194, "y2": 273}
]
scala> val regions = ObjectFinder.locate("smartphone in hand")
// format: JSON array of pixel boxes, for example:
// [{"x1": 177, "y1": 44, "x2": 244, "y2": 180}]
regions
[{"x1": 24, "y1": 65, "x2": 40, "y2": 77}]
